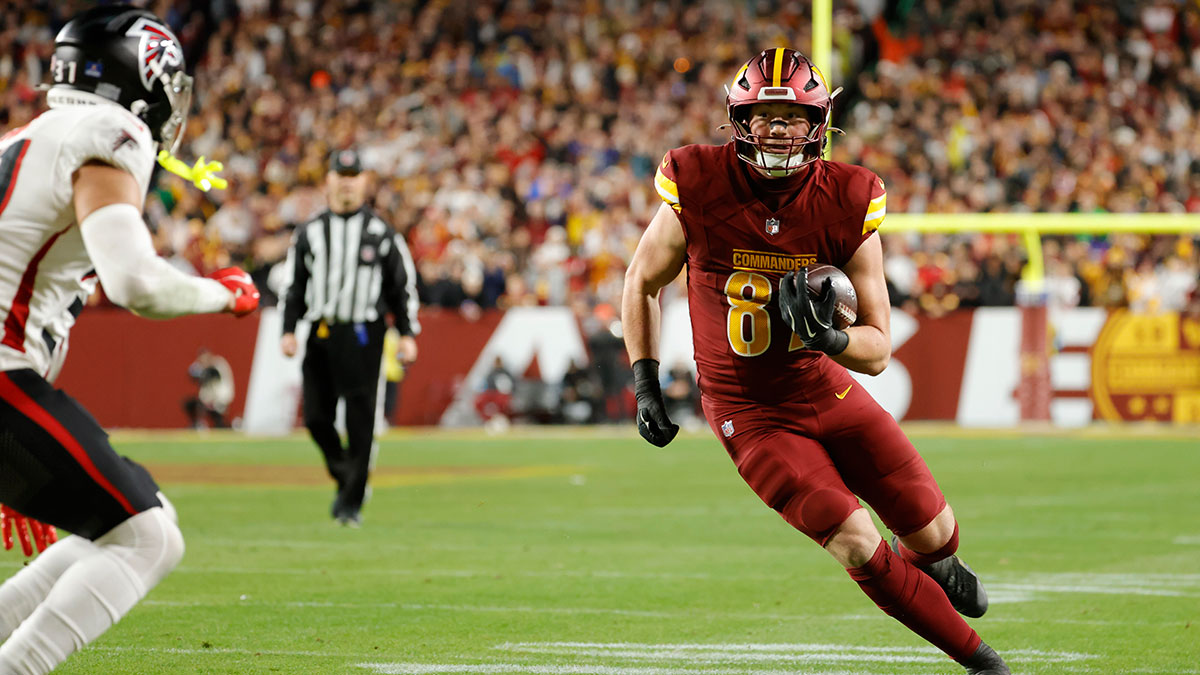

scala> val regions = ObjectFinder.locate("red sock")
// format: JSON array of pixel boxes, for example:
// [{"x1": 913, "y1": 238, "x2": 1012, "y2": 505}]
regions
[
  {"x1": 847, "y1": 539, "x2": 980, "y2": 661},
  {"x1": 897, "y1": 522, "x2": 960, "y2": 568}
]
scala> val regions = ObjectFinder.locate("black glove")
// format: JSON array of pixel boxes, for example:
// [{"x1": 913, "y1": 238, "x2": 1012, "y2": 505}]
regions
[
  {"x1": 632, "y1": 358, "x2": 679, "y2": 447},
  {"x1": 778, "y1": 268, "x2": 849, "y2": 355}
]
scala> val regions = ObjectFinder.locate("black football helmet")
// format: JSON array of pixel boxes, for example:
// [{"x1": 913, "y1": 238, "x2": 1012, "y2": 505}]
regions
[{"x1": 48, "y1": 5, "x2": 192, "y2": 154}]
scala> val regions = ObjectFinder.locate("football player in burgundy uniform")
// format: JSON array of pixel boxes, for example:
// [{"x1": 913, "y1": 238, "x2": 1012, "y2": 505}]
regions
[
  {"x1": 622, "y1": 49, "x2": 1009, "y2": 675},
  {"x1": 0, "y1": 7, "x2": 258, "y2": 673}
]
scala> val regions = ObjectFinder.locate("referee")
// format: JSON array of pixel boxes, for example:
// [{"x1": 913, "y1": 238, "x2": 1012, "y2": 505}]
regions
[{"x1": 279, "y1": 148, "x2": 419, "y2": 527}]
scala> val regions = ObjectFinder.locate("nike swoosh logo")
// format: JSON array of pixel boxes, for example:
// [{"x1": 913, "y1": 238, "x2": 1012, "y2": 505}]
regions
[
  {"x1": 802, "y1": 317, "x2": 817, "y2": 338},
  {"x1": 835, "y1": 385, "x2": 853, "y2": 400}
]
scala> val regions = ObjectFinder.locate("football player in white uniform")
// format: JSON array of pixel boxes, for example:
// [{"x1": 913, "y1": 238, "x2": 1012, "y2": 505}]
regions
[{"x1": 0, "y1": 6, "x2": 259, "y2": 673}]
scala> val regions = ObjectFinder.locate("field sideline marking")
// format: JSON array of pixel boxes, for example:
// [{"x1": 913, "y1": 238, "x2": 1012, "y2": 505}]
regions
[{"x1": 494, "y1": 641, "x2": 1092, "y2": 664}]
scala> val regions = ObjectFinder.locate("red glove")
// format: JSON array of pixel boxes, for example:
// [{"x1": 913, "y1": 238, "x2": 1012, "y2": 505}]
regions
[
  {"x1": 211, "y1": 267, "x2": 260, "y2": 317},
  {"x1": 1, "y1": 505, "x2": 57, "y2": 557}
]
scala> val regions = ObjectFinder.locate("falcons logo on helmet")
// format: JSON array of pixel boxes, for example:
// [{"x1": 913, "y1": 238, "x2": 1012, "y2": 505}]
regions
[{"x1": 125, "y1": 17, "x2": 183, "y2": 91}]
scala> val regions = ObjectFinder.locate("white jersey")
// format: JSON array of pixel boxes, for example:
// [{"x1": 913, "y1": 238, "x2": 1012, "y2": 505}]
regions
[{"x1": 0, "y1": 104, "x2": 156, "y2": 382}]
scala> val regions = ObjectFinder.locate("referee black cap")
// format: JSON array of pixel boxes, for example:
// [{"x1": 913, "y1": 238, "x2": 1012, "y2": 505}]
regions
[{"x1": 329, "y1": 148, "x2": 363, "y2": 176}]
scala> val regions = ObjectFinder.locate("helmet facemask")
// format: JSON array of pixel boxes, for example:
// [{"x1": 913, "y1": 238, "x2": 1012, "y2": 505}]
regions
[
  {"x1": 730, "y1": 102, "x2": 828, "y2": 177},
  {"x1": 148, "y1": 69, "x2": 193, "y2": 155},
  {"x1": 723, "y1": 48, "x2": 842, "y2": 178}
]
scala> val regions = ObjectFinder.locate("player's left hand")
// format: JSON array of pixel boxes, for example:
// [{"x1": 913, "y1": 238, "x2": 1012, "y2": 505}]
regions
[
  {"x1": 779, "y1": 268, "x2": 849, "y2": 355},
  {"x1": 211, "y1": 267, "x2": 260, "y2": 317},
  {"x1": 1, "y1": 504, "x2": 58, "y2": 557}
]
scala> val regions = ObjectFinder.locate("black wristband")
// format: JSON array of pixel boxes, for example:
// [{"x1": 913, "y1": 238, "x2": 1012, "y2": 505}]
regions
[
  {"x1": 822, "y1": 329, "x2": 849, "y2": 356},
  {"x1": 632, "y1": 358, "x2": 661, "y2": 394}
]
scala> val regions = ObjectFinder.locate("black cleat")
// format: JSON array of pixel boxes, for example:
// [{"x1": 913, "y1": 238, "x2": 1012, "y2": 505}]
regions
[
  {"x1": 957, "y1": 642, "x2": 1010, "y2": 674},
  {"x1": 892, "y1": 536, "x2": 989, "y2": 618}
]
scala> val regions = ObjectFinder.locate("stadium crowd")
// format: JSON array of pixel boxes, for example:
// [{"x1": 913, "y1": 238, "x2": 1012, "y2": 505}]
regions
[
  {"x1": 5, "y1": 0, "x2": 1200, "y2": 421},
  {"x1": 6, "y1": 0, "x2": 1199, "y2": 318}
]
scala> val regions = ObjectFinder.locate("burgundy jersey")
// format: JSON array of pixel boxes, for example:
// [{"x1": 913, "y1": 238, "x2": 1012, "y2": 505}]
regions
[{"x1": 655, "y1": 142, "x2": 886, "y2": 403}]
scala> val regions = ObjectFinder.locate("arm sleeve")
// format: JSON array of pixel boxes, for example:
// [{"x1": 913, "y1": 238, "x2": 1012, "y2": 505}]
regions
[
  {"x1": 380, "y1": 229, "x2": 414, "y2": 336},
  {"x1": 279, "y1": 225, "x2": 311, "y2": 335},
  {"x1": 80, "y1": 203, "x2": 231, "y2": 318}
]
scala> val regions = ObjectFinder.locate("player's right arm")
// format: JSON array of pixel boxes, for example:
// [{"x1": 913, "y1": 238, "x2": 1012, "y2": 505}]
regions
[
  {"x1": 622, "y1": 202, "x2": 686, "y2": 363},
  {"x1": 622, "y1": 201, "x2": 686, "y2": 447},
  {"x1": 74, "y1": 163, "x2": 240, "y2": 318}
]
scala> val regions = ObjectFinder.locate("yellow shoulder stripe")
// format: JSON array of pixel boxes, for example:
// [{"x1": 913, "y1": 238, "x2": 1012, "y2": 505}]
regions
[
  {"x1": 654, "y1": 167, "x2": 680, "y2": 207},
  {"x1": 863, "y1": 191, "x2": 886, "y2": 234}
]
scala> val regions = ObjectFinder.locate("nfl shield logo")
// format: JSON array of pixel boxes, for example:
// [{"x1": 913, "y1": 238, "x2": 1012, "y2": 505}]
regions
[
  {"x1": 765, "y1": 218, "x2": 780, "y2": 235},
  {"x1": 721, "y1": 420, "x2": 735, "y2": 437}
]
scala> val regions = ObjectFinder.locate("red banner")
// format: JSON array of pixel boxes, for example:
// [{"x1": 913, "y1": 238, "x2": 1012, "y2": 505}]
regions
[{"x1": 56, "y1": 310, "x2": 260, "y2": 428}]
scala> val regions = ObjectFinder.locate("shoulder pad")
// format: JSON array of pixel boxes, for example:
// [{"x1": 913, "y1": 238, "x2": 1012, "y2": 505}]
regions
[{"x1": 58, "y1": 106, "x2": 156, "y2": 193}]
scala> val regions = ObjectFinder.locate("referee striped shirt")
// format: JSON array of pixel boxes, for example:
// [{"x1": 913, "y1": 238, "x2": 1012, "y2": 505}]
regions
[{"x1": 280, "y1": 207, "x2": 419, "y2": 336}]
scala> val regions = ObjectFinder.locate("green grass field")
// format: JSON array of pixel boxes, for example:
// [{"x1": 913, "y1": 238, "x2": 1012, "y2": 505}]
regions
[{"x1": 4, "y1": 427, "x2": 1198, "y2": 674}]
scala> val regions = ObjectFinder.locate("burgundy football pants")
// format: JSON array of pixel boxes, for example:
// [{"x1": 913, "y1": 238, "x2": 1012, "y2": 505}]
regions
[{"x1": 702, "y1": 381, "x2": 945, "y2": 546}]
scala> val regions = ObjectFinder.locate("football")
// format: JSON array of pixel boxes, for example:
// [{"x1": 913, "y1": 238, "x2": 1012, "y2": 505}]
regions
[{"x1": 805, "y1": 264, "x2": 858, "y2": 329}]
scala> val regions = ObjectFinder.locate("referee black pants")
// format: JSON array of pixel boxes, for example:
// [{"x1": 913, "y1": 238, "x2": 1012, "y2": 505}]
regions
[{"x1": 301, "y1": 320, "x2": 386, "y2": 514}]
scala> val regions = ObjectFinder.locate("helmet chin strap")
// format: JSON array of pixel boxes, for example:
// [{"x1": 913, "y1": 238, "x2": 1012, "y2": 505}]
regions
[{"x1": 755, "y1": 147, "x2": 803, "y2": 177}]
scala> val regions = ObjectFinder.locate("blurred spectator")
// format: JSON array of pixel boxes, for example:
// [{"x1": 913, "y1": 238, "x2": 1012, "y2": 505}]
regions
[
  {"x1": 662, "y1": 362, "x2": 700, "y2": 427},
  {"x1": 558, "y1": 360, "x2": 600, "y2": 424},
  {"x1": 182, "y1": 348, "x2": 234, "y2": 429},
  {"x1": 475, "y1": 356, "x2": 515, "y2": 423}
]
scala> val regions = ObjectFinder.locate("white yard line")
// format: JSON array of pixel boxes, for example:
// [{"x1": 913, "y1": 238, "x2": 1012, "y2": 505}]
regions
[
  {"x1": 493, "y1": 642, "x2": 1092, "y2": 664},
  {"x1": 988, "y1": 583, "x2": 1195, "y2": 598}
]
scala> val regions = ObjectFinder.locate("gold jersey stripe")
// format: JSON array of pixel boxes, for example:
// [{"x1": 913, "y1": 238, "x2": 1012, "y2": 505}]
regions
[
  {"x1": 863, "y1": 189, "x2": 886, "y2": 234},
  {"x1": 772, "y1": 47, "x2": 785, "y2": 87},
  {"x1": 654, "y1": 168, "x2": 679, "y2": 201},
  {"x1": 654, "y1": 169, "x2": 680, "y2": 208},
  {"x1": 863, "y1": 212, "x2": 885, "y2": 235}
]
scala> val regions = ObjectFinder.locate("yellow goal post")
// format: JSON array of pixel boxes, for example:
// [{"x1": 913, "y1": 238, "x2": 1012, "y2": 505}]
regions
[
  {"x1": 885, "y1": 214, "x2": 1200, "y2": 288},
  {"x1": 808, "y1": 7, "x2": 1200, "y2": 285}
]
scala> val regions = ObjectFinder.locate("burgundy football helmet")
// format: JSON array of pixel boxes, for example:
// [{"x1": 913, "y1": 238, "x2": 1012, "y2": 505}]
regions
[{"x1": 726, "y1": 48, "x2": 840, "y2": 176}]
